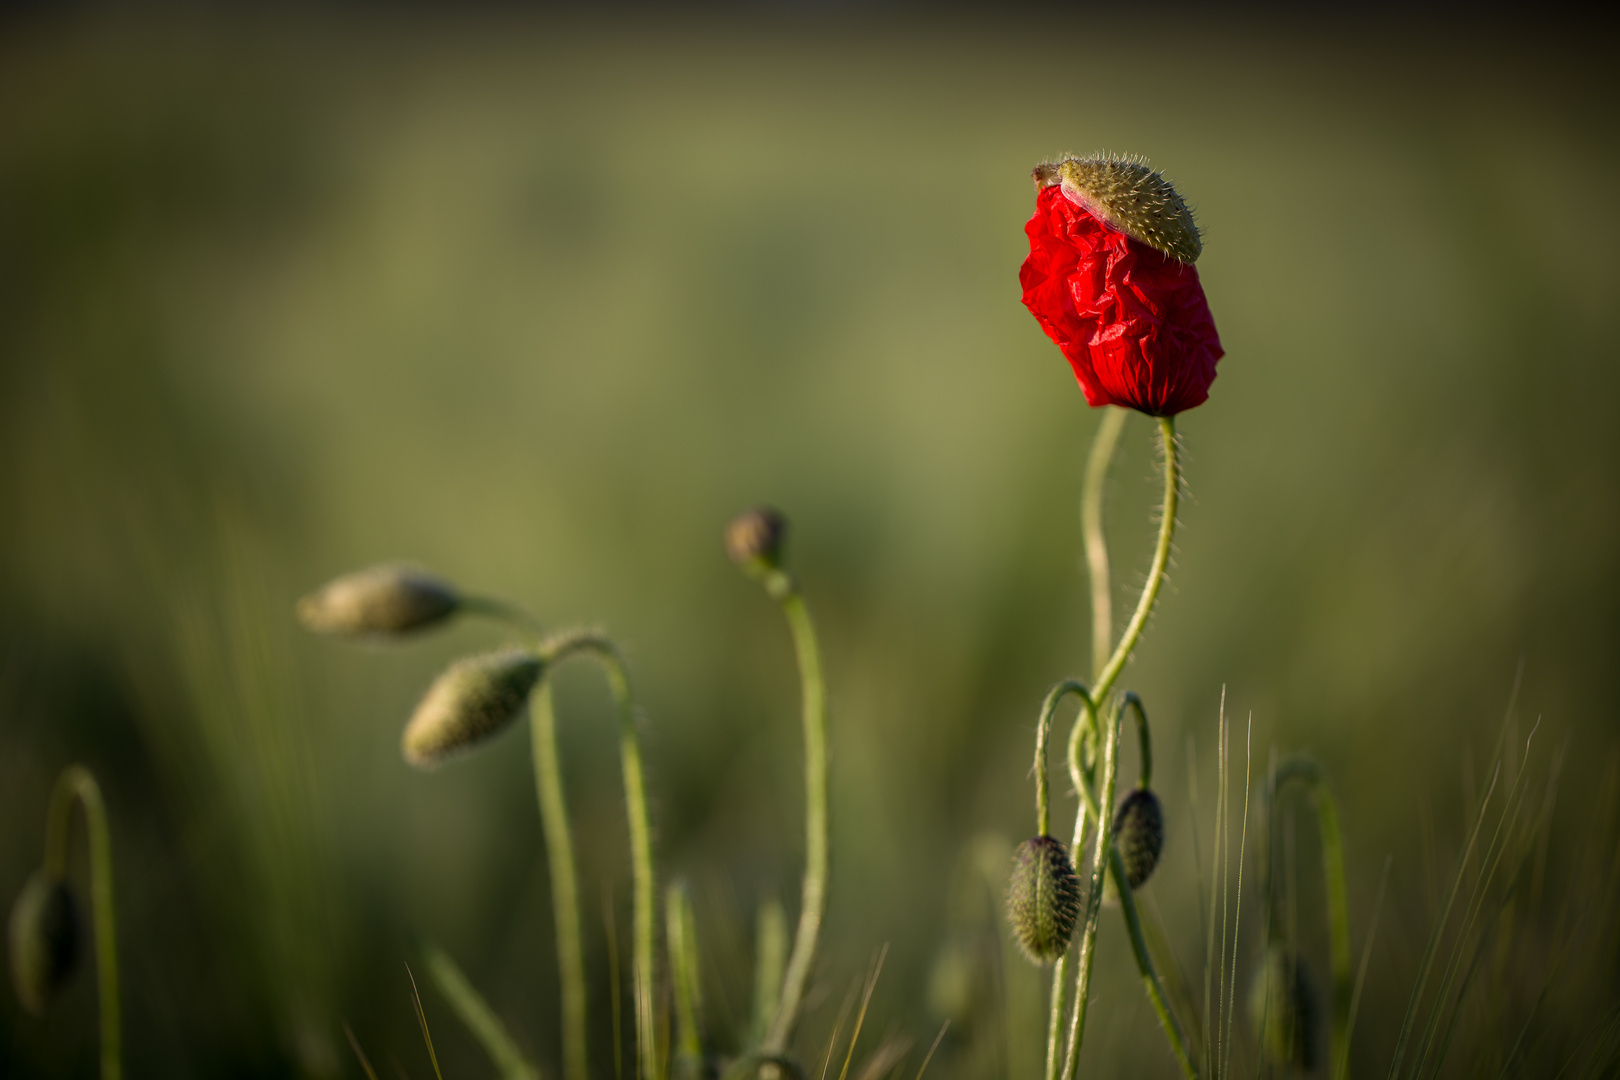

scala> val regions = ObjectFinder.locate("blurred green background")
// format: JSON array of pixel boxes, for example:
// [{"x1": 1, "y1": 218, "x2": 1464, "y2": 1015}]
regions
[{"x1": 2, "y1": 10, "x2": 1617, "y2": 1078}]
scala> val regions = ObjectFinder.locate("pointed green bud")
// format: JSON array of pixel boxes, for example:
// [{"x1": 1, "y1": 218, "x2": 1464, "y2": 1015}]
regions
[
  {"x1": 1112, "y1": 788, "x2": 1165, "y2": 890},
  {"x1": 9, "y1": 871, "x2": 78, "y2": 1016},
  {"x1": 1248, "y1": 944, "x2": 1318, "y2": 1071},
  {"x1": 402, "y1": 648, "x2": 544, "y2": 767},
  {"x1": 297, "y1": 563, "x2": 460, "y2": 637},
  {"x1": 1032, "y1": 155, "x2": 1202, "y2": 264},
  {"x1": 1006, "y1": 836, "x2": 1083, "y2": 965},
  {"x1": 724, "y1": 507, "x2": 787, "y2": 575}
]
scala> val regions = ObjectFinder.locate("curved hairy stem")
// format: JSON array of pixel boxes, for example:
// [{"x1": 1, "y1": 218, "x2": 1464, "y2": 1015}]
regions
[
  {"x1": 459, "y1": 594, "x2": 548, "y2": 641},
  {"x1": 1092, "y1": 416, "x2": 1180, "y2": 709},
  {"x1": 529, "y1": 683, "x2": 589, "y2": 1080},
  {"x1": 542, "y1": 629, "x2": 659, "y2": 1080},
  {"x1": 1036, "y1": 681, "x2": 1096, "y2": 1080},
  {"x1": 761, "y1": 574, "x2": 829, "y2": 1059},
  {"x1": 1082, "y1": 406, "x2": 1129, "y2": 680},
  {"x1": 1108, "y1": 850, "x2": 1198, "y2": 1078},
  {"x1": 1034, "y1": 680, "x2": 1093, "y2": 838},
  {"x1": 45, "y1": 766, "x2": 120, "y2": 1080}
]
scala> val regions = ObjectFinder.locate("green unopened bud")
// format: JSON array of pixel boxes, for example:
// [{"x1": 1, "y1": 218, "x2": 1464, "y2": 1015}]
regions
[
  {"x1": 1032, "y1": 155, "x2": 1201, "y2": 264},
  {"x1": 1248, "y1": 944, "x2": 1318, "y2": 1072},
  {"x1": 297, "y1": 564, "x2": 460, "y2": 637},
  {"x1": 9, "y1": 871, "x2": 78, "y2": 1016},
  {"x1": 402, "y1": 648, "x2": 544, "y2": 767},
  {"x1": 724, "y1": 508, "x2": 787, "y2": 574},
  {"x1": 1112, "y1": 788, "x2": 1165, "y2": 890},
  {"x1": 1006, "y1": 836, "x2": 1083, "y2": 965}
]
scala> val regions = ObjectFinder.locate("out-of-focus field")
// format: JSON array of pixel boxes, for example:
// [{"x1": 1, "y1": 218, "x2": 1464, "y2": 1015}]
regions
[{"x1": 2, "y1": 11, "x2": 1617, "y2": 1077}]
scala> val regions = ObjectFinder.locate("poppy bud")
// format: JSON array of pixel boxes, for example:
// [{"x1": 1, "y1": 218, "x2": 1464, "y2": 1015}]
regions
[
  {"x1": 1112, "y1": 788, "x2": 1165, "y2": 890},
  {"x1": 297, "y1": 564, "x2": 461, "y2": 637},
  {"x1": 724, "y1": 508, "x2": 787, "y2": 574},
  {"x1": 402, "y1": 648, "x2": 545, "y2": 767},
  {"x1": 1006, "y1": 836, "x2": 1083, "y2": 965},
  {"x1": 1032, "y1": 156, "x2": 1202, "y2": 264},
  {"x1": 1248, "y1": 944, "x2": 1318, "y2": 1071},
  {"x1": 8, "y1": 871, "x2": 78, "y2": 1016}
]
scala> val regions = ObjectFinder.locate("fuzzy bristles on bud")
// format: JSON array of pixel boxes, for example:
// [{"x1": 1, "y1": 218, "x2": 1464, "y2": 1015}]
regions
[
  {"x1": 1033, "y1": 155, "x2": 1202, "y2": 264},
  {"x1": 402, "y1": 648, "x2": 545, "y2": 767},
  {"x1": 298, "y1": 564, "x2": 460, "y2": 637},
  {"x1": 9, "y1": 872, "x2": 78, "y2": 1016},
  {"x1": 1112, "y1": 788, "x2": 1165, "y2": 890},
  {"x1": 1006, "y1": 836, "x2": 1083, "y2": 965},
  {"x1": 1249, "y1": 944, "x2": 1318, "y2": 1071},
  {"x1": 724, "y1": 508, "x2": 787, "y2": 574}
]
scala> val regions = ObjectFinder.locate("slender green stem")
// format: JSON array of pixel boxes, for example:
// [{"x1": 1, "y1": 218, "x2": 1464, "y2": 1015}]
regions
[
  {"x1": 541, "y1": 630, "x2": 659, "y2": 1080},
  {"x1": 1034, "y1": 681, "x2": 1092, "y2": 838},
  {"x1": 1060, "y1": 698, "x2": 1123, "y2": 1080},
  {"x1": 1092, "y1": 416, "x2": 1180, "y2": 709},
  {"x1": 1107, "y1": 851, "x2": 1198, "y2": 1079},
  {"x1": 460, "y1": 595, "x2": 549, "y2": 640},
  {"x1": 1045, "y1": 952, "x2": 1070, "y2": 1080},
  {"x1": 1264, "y1": 757, "x2": 1354, "y2": 1079},
  {"x1": 668, "y1": 881, "x2": 705, "y2": 1077},
  {"x1": 44, "y1": 766, "x2": 120, "y2": 1080},
  {"x1": 1082, "y1": 407, "x2": 1129, "y2": 681},
  {"x1": 530, "y1": 682, "x2": 589, "y2": 1080},
  {"x1": 421, "y1": 939, "x2": 542, "y2": 1080},
  {"x1": 762, "y1": 575, "x2": 829, "y2": 1060},
  {"x1": 1121, "y1": 692, "x2": 1152, "y2": 790}
]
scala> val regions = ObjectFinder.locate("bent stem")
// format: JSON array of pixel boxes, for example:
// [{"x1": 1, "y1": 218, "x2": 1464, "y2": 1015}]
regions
[
  {"x1": 1091, "y1": 416, "x2": 1180, "y2": 709},
  {"x1": 1108, "y1": 851, "x2": 1198, "y2": 1079},
  {"x1": 1264, "y1": 757, "x2": 1353, "y2": 1079},
  {"x1": 761, "y1": 573, "x2": 829, "y2": 1060},
  {"x1": 529, "y1": 683, "x2": 589, "y2": 1080},
  {"x1": 1082, "y1": 406, "x2": 1129, "y2": 681},
  {"x1": 44, "y1": 765, "x2": 120, "y2": 1080},
  {"x1": 542, "y1": 629, "x2": 660, "y2": 1080}
]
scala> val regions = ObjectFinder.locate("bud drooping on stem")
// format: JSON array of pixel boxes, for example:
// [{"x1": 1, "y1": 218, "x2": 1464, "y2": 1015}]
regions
[
  {"x1": 1248, "y1": 944, "x2": 1318, "y2": 1072},
  {"x1": 402, "y1": 648, "x2": 545, "y2": 766},
  {"x1": 8, "y1": 872, "x2": 78, "y2": 1016},
  {"x1": 724, "y1": 508, "x2": 787, "y2": 575},
  {"x1": 1112, "y1": 788, "x2": 1165, "y2": 890},
  {"x1": 297, "y1": 564, "x2": 461, "y2": 637},
  {"x1": 1006, "y1": 836, "x2": 1083, "y2": 965}
]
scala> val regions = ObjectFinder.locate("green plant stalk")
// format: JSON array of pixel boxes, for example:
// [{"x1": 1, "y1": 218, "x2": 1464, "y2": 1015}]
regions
[
  {"x1": 751, "y1": 898, "x2": 787, "y2": 1047},
  {"x1": 530, "y1": 682, "x2": 589, "y2": 1080},
  {"x1": 44, "y1": 765, "x2": 120, "y2": 1080},
  {"x1": 1107, "y1": 850, "x2": 1198, "y2": 1079},
  {"x1": 1034, "y1": 681, "x2": 1093, "y2": 839},
  {"x1": 1038, "y1": 682, "x2": 1095, "y2": 1080},
  {"x1": 542, "y1": 630, "x2": 660, "y2": 1080},
  {"x1": 1060, "y1": 699, "x2": 1123, "y2": 1080},
  {"x1": 1082, "y1": 406, "x2": 1129, "y2": 681},
  {"x1": 668, "y1": 882, "x2": 705, "y2": 1075},
  {"x1": 421, "y1": 940, "x2": 542, "y2": 1080},
  {"x1": 762, "y1": 578, "x2": 829, "y2": 1059},
  {"x1": 1265, "y1": 758, "x2": 1354, "y2": 1079},
  {"x1": 1091, "y1": 416, "x2": 1180, "y2": 710}
]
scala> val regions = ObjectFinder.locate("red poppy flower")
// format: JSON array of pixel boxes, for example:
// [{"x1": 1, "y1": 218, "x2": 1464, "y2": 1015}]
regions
[{"x1": 1020, "y1": 163, "x2": 1223, "y2": 416}]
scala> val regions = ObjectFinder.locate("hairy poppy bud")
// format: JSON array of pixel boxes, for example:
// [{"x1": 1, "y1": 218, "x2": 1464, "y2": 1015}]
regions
[
  {"x1": 1006, "y1": 836, "x2": 1083, "y2": 965},
  {"x1": 724, "y1": 508, "x2": 787, "y2": 574},
  {"x1": 297, "y1": 564, "x2": 460, "y2": 637},
  {"x1": 1021, "y1": 154, "x2": 1223, "y2": 416},
  {"x1": 402, "y1": 648, "x2": 544, "y2": 766},
  {"x1": 9, "y1": 872, "x2": 78, "y2": 1016},
  {"x1": 1112, "y1": 788, "x2": 1165, "y2": 890},
  {"x1": 1248, "y1": 944, "x2": 1318, "y2": 1071}
]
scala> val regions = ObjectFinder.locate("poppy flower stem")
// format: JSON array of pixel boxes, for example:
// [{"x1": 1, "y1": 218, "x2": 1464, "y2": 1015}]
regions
[
  {"x1": 760, "y1": 575, "x2": 829, "y2": 1061},
  {"x1": 539, "y1": 630, "x2": 659, "y2": 1080},
  {"x1": 43, "y1": 765, "x2": 120, "y2": 1080},
  {"x1": 1091, "y1": 416, "x2": 1179, "y2": 710},
  {"x1": 1082, "y1": 407, "x2": 1129, "y2": 680}
]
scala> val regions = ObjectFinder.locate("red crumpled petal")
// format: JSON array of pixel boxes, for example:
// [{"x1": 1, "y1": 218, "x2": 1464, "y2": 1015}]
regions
[{"x1": 1020, "y1": 184, "x2": 1223, "y2": 416}]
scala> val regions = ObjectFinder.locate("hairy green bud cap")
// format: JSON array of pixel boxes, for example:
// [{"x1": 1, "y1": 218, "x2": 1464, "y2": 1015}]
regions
[
  {"x1": 1006, "y1": 836, "x2": 1083, "y2": 965},
  {"x1": 9, "y1": 872, "x2": 78, "y2": 1016},
  {"x1": 1032, "y1": 155, "x2": 1201, "y2": 264},
  {"x1": 1112, "y1": 788, "x2": 1165, "y2": 890},
  {"x1": 402, "y1": 648, "x2": 544, "y2": 767},
  {"x1": 1248, "y1": 944, "x2": 1318, "y2": 1071},
  {"x1": 298, "y1": 563, "x2": 460, "y2": 637},
  {"x1": 724, "y1": 507, "x2": 787, "y2": 575}
]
